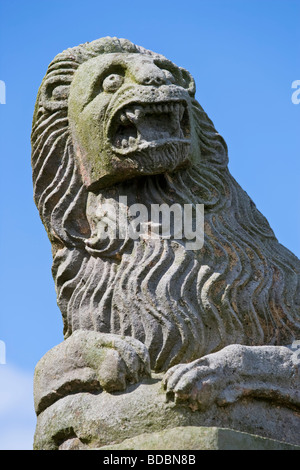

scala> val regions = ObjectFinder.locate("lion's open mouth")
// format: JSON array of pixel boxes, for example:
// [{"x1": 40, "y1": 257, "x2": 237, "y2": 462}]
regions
[{"x1": 109, "y1": 101, "x2": 191, "y2": 154}]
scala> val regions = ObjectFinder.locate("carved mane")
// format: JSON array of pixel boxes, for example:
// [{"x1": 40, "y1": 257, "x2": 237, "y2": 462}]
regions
[{"x1": 32, "y1": 37, "x2": 300, "y2": 371}]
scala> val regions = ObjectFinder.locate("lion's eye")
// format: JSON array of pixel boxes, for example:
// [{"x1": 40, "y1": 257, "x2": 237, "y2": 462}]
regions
[{"x1": 102, "y1": 74, "x2": 124, "y2": 92}]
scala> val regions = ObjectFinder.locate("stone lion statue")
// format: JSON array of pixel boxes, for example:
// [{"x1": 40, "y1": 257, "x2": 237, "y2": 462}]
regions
[{"x1": 31, "y1": 37, "x2": 300, "y2": 449}]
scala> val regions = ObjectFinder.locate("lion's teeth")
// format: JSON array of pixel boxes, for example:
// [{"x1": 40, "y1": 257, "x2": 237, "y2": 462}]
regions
[
  {"x1": 120, "y1": 113, "x2": 129, "y2": 124},
  {"x1": 179, "y1": 104, "x2": 185, "y2": 120},
  {"x1": 134, "y1": 106, "x2": 143, "y2": 118},
  {"x1": 125, "y1": 110, "x2": 136, "y2": 122},
  {"x1": 129, "y1": 136, "x2": 136, "y2": 146},
  {"x1": 174, "y1": 103, "x2": 180, "y2": 115},
  {"x1": 118, "y1": 101, "x2": 185, "y2": 130},
  {"x1": 122, "y1": 139, "x2": 128, "y2": 148}
]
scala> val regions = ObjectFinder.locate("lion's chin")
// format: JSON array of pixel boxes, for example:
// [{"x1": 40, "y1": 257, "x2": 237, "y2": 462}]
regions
[{"x1": 115, "y1": 140, "x2": 192, "y2": 179}]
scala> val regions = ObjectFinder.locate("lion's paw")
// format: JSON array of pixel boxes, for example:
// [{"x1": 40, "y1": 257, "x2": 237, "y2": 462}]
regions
[
  {"x1": 163, "y1": 344, "x2": 300, "y2": 411},
  {"x1": 162, "y1": 345, "x2": 247, "y2": 411},
  {"x1": 34, "y1": 330, "x2": 151, "y2": 415}
]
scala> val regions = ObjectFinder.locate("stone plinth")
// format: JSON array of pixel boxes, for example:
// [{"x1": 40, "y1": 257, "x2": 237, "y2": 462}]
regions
[
  {"x1": 100, "y1": 426, "x2": 300, "y2": 451},
  {"x1": 34, "y1": 376, "x2": 300, "y2": 450}
]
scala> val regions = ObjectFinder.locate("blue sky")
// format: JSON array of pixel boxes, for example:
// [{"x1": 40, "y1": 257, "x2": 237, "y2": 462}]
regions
[{"x1": 0, "y1": 0, "x2": 299, "y2": 450}]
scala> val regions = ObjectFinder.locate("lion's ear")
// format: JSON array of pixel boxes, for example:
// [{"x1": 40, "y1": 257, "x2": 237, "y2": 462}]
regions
[
  {"x1": 179, "y1": 68, "x2": 196, "y2": 97},
  {"x1": 40, "y1": 75, "x2": 72, "y2": 111}
]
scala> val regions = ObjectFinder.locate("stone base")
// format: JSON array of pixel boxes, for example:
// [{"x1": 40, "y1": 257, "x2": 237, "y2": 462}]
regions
[
  {"x1": 34, "y1": 375, "x2": 300, "y2": 449},
  {"x1": 99, "y1": 426, "x2": 300, "y2": 450}
]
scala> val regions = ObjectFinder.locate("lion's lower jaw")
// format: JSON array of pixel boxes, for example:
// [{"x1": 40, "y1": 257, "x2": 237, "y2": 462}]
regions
[{"x1": 121, "y1": 140, "x2": 191, "y2": 177}]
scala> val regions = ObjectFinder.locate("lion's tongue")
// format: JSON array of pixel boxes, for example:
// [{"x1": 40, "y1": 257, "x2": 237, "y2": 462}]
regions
[{"x1": 135, "y1": 113, "x2": 180, "y2": 142}]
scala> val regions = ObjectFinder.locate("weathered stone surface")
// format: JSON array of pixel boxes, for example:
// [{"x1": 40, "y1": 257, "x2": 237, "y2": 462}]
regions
[
  {"x1": 99, "y1": 426, "x2": 300, "y2": 451},
  {"x1": 31, "y1": 37, "x2": 300, "y2": 450},
  {"x1": 34, "y1": 330, "x2": 150, "y2": 415},
  {"x1": 34, "y1": 376, "x2": 300, "y2": 449}
]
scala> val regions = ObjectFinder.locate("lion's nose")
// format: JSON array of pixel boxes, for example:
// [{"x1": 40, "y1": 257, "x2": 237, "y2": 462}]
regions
[
  {"x1": 134, "y1": 64, "x2": 167, "y2": 87},
  {"x1": 140, "y1": 75, "x2": 166, "y2": 86}
]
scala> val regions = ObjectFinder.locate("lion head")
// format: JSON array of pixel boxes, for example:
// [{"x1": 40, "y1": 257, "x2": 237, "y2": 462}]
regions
[
  {"x1": 68, "y1": 51, "x2": 196, "y2": 189},
  {"x1": 32, "y1": 37, "x2": 300, "y2": 372}
]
